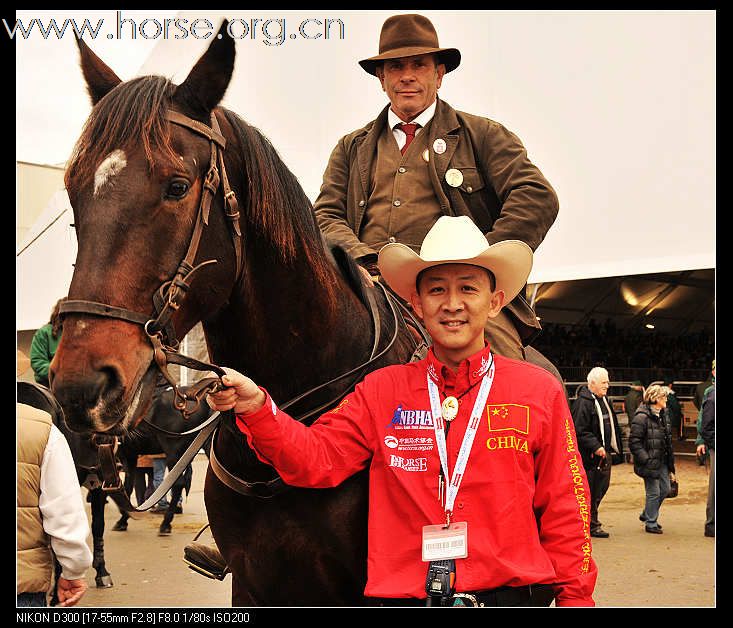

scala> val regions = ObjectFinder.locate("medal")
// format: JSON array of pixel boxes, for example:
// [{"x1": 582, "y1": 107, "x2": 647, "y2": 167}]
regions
[
  {"x1": 433, "y1": 138, "x2": 446, "y2": 154},
  {"x1": 445, "y1": 168, "x2": 463, "y2": 188},
  {"x1": 441, "y1": 396, "x2": 459, "y2": 422}
]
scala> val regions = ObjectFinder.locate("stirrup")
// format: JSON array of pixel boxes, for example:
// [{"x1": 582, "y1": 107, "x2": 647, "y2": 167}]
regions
[{"x1": 182, "y1": 524, "x2": 230, "y2": 581}]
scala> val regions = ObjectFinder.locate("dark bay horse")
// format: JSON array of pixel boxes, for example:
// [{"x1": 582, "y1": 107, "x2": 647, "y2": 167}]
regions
[{"x1": 50, "y1": 23, "x2": 420, "y2": 606}]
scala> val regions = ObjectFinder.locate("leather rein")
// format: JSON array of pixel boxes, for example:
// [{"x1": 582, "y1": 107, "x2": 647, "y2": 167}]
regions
[{"x1": 58, "y1": 108, "x2": 428, "y2": 507}]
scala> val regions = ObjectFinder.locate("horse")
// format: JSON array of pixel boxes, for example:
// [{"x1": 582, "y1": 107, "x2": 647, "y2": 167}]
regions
[{"x1": 49, "y1": 22, "x2": 559, "y2": 605}]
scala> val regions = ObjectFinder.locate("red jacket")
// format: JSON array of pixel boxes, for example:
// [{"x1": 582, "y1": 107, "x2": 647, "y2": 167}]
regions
[{"x1": 236, "y1": 345, "x2": 597, "y2": 605}]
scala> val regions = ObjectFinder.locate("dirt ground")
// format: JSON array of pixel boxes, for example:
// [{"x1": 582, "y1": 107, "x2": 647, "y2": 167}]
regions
[{"x1": 76, "y1": 451, "x2": 715, "y2": 609}]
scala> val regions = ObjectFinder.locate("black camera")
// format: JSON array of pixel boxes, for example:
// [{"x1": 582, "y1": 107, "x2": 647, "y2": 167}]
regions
[{"x1": 425, "y1": 559, "x2": 456, "y2": 603}]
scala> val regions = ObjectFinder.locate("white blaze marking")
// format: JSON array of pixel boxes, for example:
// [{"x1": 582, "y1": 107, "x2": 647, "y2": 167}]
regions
[{"x1": 94, "y1": 149, "x2": 127, "y2": 196}]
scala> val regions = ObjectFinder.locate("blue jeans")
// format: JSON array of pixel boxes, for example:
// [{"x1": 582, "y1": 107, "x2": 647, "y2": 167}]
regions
[
  {"x1": 17, "y1": 591, "x2": 47, "y2": 606},
  {"x1": 153, "y1": 457, "x2": 169, "y2": 508},
  {"x1": 642, "y1": 464, "x2": 670, "y2": 529},
  {"x1": 153, "y1": 457, "x2": 183, "y2": 508}
]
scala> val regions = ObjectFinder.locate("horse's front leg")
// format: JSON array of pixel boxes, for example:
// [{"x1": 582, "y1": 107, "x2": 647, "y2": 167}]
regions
[
  {"x1": 89, "y1": 488, "x2": 113, "y2": 587},
  {"x1": 158, "y1": 484, "x2": 184, "y2": 536}
]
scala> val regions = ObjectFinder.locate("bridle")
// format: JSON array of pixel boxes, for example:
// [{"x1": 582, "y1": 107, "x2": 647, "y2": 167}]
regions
[
  {"x1": 59, "y1": 110, "x2": 242, "y2": 417},
  {"x1": 57, "y1": 106, "x2": 429, "y2": 505}
]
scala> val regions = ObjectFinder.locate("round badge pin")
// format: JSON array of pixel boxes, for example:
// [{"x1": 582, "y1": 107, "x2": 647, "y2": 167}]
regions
[
  {"x1": 433, "y1": 138, "x2": 446, "y2": 155},
  {"x1": 445, "y1": 168, "x2": 464, "y2": 188},
  {"x1": 441, "y1": 396, "x2": 459, "y2": 422},
  {"x1": 422, "y1": 148, "x2": 430, "y2": 162}
]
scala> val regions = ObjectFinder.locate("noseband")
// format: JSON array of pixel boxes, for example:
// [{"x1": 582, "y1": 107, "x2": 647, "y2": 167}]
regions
[{"x1": 59, "y1": 110, "x2": 241, "y2": 417}]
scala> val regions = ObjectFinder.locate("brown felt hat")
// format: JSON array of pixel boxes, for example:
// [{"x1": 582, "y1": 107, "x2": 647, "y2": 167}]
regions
[{"x1": 359, "y1": 14, "x2": 461, "y2": 76}]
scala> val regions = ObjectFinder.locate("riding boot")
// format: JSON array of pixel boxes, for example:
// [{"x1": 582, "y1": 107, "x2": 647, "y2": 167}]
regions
[{"x1": 183, "y1": 543, "x2": 230, "y2": 580}]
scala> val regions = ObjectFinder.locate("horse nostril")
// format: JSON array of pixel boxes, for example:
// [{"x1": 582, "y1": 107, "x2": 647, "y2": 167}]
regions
[{"x1": 95, "y1": 366, "x2": 122, "y2": 402}]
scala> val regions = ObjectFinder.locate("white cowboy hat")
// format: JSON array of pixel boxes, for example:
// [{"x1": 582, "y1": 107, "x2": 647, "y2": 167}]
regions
[{"x1": 378, "y1": 216, "x2": 533, "y2": 302}]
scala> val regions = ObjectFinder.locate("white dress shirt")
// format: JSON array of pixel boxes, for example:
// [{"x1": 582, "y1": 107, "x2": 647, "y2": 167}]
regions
[{"x1": 388, "y1": 100, "x2": 437, "y2": 151}]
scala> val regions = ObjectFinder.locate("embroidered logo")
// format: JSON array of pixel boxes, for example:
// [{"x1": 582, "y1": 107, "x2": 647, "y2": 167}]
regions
[
  {"x1": 387, "y1": 406, "x2": 435, "y2": 429},
  {"x1": 472, "y1": 354, "x2": 492, "y2": 379},
  {"x1": 486, "y1": 404, "x2": 530, "y2": 435},
  {"x1": 389, "y1": 455, "x2": 428, "y2": 472},
  {"x1": 387, "y1": 404, "x2": 404, "y2": 428},
  {"x1": 395, "y1": 436, "x2": 434, "y2": 451},
  {"x1": 384, "y1": 435, "x2": 398, "y2": 449}
]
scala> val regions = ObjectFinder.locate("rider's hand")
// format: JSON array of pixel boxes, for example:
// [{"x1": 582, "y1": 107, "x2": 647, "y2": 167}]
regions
[{"x1": 207, "y1": 368, "x2": 266, "y2": 416}]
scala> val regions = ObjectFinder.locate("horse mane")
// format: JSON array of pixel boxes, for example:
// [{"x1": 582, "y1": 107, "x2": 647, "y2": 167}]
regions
[
  {"x1": 219, "y1": 108, "x2": 340, "y2": 305},
  {"x1": 65, "y1": 76, "x2": 180, "y2": 193}
]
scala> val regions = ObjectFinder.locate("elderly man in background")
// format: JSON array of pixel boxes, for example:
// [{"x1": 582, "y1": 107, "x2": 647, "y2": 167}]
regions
[{"x1": 571, "y1": 366, "x2": 624, "y2": 539}]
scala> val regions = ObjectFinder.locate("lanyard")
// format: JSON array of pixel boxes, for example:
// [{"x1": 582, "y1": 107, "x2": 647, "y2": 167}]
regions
[{"x1": 427, "y1": 355, "x2": 495, "y2": 522}]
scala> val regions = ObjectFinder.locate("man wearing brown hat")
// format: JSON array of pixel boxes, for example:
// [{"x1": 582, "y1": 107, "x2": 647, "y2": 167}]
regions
[{"x1": 314, "y1": 13, "x2": 559, "y2": 365}]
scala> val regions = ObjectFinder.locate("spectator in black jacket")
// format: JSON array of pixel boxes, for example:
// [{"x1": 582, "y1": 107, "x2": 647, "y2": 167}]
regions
[
  {"x1": 698, "y1": 370, "x2": 715, "y2": 538},
  {"x1": 629, "y1": 385, "x2": 677, "y2": 535},
  {"x1": 571, "y1": 366, "x2": 623, "y2": 539}
]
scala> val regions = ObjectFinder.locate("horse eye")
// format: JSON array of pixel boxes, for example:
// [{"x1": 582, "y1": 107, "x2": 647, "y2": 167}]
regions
[{"x1": 166, "y1": 179, "x2": 190, "y2": 199}]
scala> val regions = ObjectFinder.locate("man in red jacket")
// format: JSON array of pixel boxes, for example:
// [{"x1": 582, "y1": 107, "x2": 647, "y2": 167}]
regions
[{"x1": 208, "y1": 216, "x2": 597, "y2": 606}]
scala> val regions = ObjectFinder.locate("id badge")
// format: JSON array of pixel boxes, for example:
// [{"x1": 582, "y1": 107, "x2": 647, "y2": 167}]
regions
[{"x1": 422, "y1": 522, "x2": 468, "y2": 561}]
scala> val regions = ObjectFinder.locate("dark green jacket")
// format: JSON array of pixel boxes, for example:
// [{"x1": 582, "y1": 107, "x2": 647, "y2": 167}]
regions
[
  {"x1": 29, "y1": 324, "x2": 61, "y2": 387},
  {"x1": 695, "y1": 383, "x2": 715, "y2": 447},
  {"x1": 665, "y1": 390, "x2": 682, "y2": 428}
]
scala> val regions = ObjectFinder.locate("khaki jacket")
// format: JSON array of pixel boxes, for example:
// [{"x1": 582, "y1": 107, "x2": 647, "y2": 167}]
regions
[
  {"x1": 314, "y1": 99, "x2": 559, "y2": 343},
  {"x1": 17, "y1": 403, "x2": 54, "y2": 596}
]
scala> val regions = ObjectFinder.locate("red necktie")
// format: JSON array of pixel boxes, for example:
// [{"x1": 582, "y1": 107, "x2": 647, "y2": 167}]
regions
[{"x1": 398, "y1": 123, "x2": 419, "y2": 155}]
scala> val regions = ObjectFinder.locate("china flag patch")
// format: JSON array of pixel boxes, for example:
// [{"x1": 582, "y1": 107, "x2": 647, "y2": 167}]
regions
[{"x1": 486, "y1": 404, "x2": 530, "y2": 435}]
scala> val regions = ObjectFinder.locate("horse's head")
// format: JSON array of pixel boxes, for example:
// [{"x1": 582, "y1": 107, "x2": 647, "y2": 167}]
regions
[{"x1": 51, "y1": 22, "x2": 238, "y2": 433}]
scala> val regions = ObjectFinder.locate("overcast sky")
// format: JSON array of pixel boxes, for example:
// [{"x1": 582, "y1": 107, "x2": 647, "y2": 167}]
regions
[{"x1": 15, "y1": 9, "x2": 715, "y2": 291}]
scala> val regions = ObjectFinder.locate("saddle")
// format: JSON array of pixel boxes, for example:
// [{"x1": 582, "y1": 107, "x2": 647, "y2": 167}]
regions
[{"x1": 329, "y1": 242, "x2": 430, "y2": 363}]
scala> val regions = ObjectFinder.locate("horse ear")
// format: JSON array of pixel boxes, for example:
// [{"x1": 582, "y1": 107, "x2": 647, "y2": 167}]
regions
[
  {"x1": 75, "y1": 37, "x2": 122, "y2": 105},
  {"x1": 173, "y1": 20, "x2": 235, "y2": 118}
]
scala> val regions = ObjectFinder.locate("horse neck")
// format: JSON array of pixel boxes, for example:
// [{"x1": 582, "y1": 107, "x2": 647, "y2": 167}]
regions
[{"x1": 204, "y1": 235, "x2": 375, "y2": 403}]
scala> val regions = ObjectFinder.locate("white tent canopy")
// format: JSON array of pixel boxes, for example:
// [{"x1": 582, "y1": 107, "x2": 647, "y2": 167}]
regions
[
  {"x1": 17, "y1": 190, "x2": 75, "y2": 330},
  {"x1": 16, "y1": 10, "x2": 715, "y2": 330}
]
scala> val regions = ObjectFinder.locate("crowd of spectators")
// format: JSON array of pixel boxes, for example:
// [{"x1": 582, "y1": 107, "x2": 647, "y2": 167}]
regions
[{"x1": 533, "y1": 319, "x2": 714, "y2": 383}]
